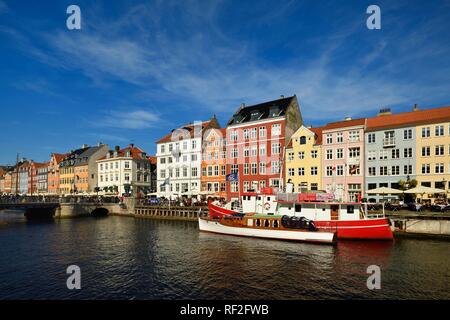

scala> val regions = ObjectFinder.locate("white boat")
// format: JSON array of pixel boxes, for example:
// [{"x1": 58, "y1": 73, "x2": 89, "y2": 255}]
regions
[{"x1": 198, "y1": 214, "x2": 336, "y2": 244}]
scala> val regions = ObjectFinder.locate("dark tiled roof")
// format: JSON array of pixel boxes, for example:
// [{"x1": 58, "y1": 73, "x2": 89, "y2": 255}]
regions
[
  {"x1": 98, "y1": 146, "x2": 150, "y2": 161},
  {"x1": 227, "y1": 96, "x2": 296, "y2": 126}
]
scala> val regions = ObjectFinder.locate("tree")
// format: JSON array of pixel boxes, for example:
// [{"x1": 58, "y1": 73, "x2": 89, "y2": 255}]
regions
[{"x1": 397, "y1": 178, "x2": 417, "y2": 202}]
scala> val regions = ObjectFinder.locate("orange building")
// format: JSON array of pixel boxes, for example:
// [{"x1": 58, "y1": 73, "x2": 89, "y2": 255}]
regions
[
  {"x1": 48, "y1": 153, "x2": 68, "y2": 195},
  {"x1": 201, "y1": 128, "x2": 227, "y2": 199}
]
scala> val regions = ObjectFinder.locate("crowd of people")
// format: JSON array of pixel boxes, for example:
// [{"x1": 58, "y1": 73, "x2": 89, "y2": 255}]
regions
[{"x1": 0, "y1": 194, "x2": 122, "y2": 204}]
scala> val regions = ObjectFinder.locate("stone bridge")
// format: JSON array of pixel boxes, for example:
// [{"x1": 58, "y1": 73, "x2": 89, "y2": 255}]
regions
[{"x1": 0, "y1": 198, "x2": 136, "y2": 220}]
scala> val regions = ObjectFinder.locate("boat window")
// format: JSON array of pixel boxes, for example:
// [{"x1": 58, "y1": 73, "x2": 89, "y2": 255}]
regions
[
  {"x1": 273, "y1": 220, "x2": 279, "y2": 228},
  {"x1": 256, "y1": 219, "x2": 261, "y2": 227},
  {"x1": 264, "y1": 219, "x2": 270, "y2": 228},
  {"x1": 347, "y1": 205, "x2": 355, "y2": 214},
  {"x1": 295, "y1": 204, "x2": 302, "y2": 212}
]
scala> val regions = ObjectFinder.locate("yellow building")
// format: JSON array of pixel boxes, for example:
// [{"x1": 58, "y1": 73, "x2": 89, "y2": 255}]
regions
[
  {"x1": 415, "y1": 108, "x2": 450, "y2": 203},
  {"x1": 285, "y1": 125, "x2": 323, "y2": 192}
]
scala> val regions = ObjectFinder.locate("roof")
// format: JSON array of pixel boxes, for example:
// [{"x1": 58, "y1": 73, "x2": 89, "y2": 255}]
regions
[
  {"x1": 287, "y1": 125, "x2": 324, "y2": 149},
  {"x1": 310, "y1": 127, "x2": 324, "y2": 145},
  {"x1": 366, "y1": 106, "x2": 450, "y2": 131},
  {"x1": 52, "y1": 153, "x2": 69, "y2": 164},
  {"x1": 322, "y1": 118, "x2": 366, "y2": 131},
  {"x1": 156, "y1": 116, "x2": 220, "y2": 144},
  {"x1": 147, "y1": 156, "x2": 157, "y2": 165},
  {"x1": 227, "y1": 96, "x2": 296, "y2": 126},
  {"x1": 98, "y1": 145, "x2": 151, "y2": 161}
]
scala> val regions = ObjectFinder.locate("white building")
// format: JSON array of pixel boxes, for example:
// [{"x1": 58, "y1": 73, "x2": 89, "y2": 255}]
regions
[
  {"x1": 156, "y1": 116, "x2": 220, "y2": 199},
  {"x1": 97, "y1": 144, "x2": 155, "y2": 196}
]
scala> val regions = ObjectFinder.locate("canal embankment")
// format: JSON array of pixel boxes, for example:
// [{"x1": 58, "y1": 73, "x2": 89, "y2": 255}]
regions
[{"x1": 386, "y1": 211, "x2": 450, "y2": 238}]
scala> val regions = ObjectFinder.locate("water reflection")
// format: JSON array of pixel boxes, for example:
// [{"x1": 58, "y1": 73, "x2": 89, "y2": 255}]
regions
[{"x1": 0, "y1": 216, "x2": 448, "y2": 300}]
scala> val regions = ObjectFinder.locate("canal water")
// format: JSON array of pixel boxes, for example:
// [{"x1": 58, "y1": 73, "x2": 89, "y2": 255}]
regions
[{"x1": 0, "y1": 214, "x2": 448, "y2": 300}]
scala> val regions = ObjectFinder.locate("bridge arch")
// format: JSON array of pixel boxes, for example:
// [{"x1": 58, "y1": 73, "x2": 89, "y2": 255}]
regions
[{"x1": 91, "y1": 207, "x2": 109, "y2": 217}]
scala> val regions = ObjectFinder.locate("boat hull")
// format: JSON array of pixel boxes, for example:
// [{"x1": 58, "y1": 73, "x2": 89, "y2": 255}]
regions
[
  {"x1": 314, "y1": 218, "x2": 393, "y2": 240},
  {"x1": 198, "y1": 218, "x2": 336, "y2": 244}
]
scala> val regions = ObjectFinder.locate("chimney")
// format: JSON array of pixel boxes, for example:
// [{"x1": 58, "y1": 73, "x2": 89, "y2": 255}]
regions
[
  {"x1": 115, "y1": 146, "x2": 120, "y2": 152},
  {"x1": 413, "y1": 104, "x2": 419, "y2": 111},
  {"x1": 81, "y1": 144, "x2": 89, "y2": 149},
  {"x1": 240, "y1": 103, "x2": 245, "y2": 110},
  {"x1": 378, "y1": 108, "x2": 392, "y2": 116},
  {"x1": 129, "y1": 143, "x2": 134, "y2": 148},
  {"x1": 280, "y1": 95, "x2": 285, "y2": 99},
  {"x1": 306, "y1": 124, "x2": 312, "y2": 129},
  {"x1": 344, "y1": 117, "x2": 352, "y2": 121}
]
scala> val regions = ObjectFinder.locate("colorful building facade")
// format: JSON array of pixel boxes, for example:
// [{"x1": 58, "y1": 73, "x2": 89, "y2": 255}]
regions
[
  {"x1": 285, "y1": 125, "x2": 323, "y2": 192},
  {"x1": 415, "y1": 106, "x2": 450, "y2": 203},
  {"x1": 225, "y1": 96, "x2": 303, "y2": 201},
  {"x1": 201, "y1": 128, "x2": 227, "y2": 199},
  {"x1": 48, "y1": 153, "x2": 67, "y2": 195},
  {"x1": 321, "y1": 118, "x2": 365, "y2": 202}
]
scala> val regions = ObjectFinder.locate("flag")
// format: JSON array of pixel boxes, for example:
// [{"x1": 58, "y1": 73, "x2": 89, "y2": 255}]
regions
[
  {"x1": 226, "y1": 173, "x2": 238, "y2": 182},
  {"x1": 160, "y1": 177, "x2": 170, "y2": 187}
]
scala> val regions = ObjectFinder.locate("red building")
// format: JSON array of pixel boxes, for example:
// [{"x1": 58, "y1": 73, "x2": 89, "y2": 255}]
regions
[{"x1": 225, "y1": 95, "x2": 303, "y2": 201}]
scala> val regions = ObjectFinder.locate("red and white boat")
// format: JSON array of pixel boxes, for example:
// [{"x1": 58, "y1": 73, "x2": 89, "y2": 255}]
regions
[{"x1": 207, "y1": 188, "x2": 393, "y2": 240}]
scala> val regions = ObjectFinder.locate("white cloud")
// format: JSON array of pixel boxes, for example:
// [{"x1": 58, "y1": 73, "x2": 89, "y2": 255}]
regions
[
  {"x1": 93, "y1": 110, "x2": 161, "y2": 129},
  {"x1": 4, "y1": 1, "x2": 450, "y2": 122}
]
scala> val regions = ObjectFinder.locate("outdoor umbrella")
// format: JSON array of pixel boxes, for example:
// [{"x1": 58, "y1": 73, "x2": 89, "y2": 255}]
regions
[
  {"x1": 367, "y1": 187, "x2": 403, "y2": 194},
  {"x1": 404, "y1": 185, "x2": 446, "y2": 203},
  {"x1": 404, "y1": 186, "x2": 446, "y2": 194}
]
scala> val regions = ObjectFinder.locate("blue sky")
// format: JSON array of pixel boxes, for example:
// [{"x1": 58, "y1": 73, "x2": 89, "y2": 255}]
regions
[{"x1": 1, "y1": 0, "x2": 450, "y2": 165}]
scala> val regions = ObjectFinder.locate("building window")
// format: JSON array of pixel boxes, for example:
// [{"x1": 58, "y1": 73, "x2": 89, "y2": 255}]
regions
[
  {"x1": 435, "y1": 163, "x2": 444, "y2": 174},
  {"x1": 326, "y1": 149, "x2": 333, "y2": 160},
  {"x1": 391, "y1": 166, "x2": 400, "y2": 175},
  {"x1": 298, "y1": 151, "x2": 305, "y2": 160},
  {"x1": 404, "y1": 148, "x2": 413, "y2": 158},
  {"x1": 379, "y1": 150, "x2": 388, "y2": 160},
  {"x1": 368, "y1": 167, "x2": 376, "y2": 176},
  {"x1": 326, "y1": 134, "x2": 332, "y2": 144},
  {"x1": 336, "y1": 165, "x2": 344, "y2": 176},
  {"x1": 271, "y1": 143, "x2": 281, "y2": 155},
  {"x1": 326, "y1": 166, "x2": 333, "y2": 176},
  {"x1": 435, "y1": 145, "x2": 444, "y2": 156},
  {"x1": 422, "y1": 146, "x2": 430, "y2": 157},
  {"x1": 244, "y1": 163, "x2": 249, "y2": 175},
  {"x1": 311, "y1": 167, "x2": 318, "y2": 176},
  {"x1": 336, "y1": 133, "x2": 343, "y2": 143},
  {"x1": 259, "y1": 127, "x2": 266, "y2": 138},
  {"x1": 298, "y1": 167, "x2": 305, "y2": 176},
  {"x1": 368, "y1": 151, "x2": 376, "y2": 161},
  {"x1": 161, "y1": 145, "x2": 165, "y2": 153},
  {"x1": 230, "y1": 131, "x2": 238, "y2": 142},
  {"x1": 391, "y1": 149, "x2": 400, "y2": 159},
  {"x1": 311, "y1": 150, "x2": 318, "y2": 158},
  {"x1": 404, "y1": 165, "x2": 412, "y2": 175},
  {"x1": 380, "y1": 167, "x2": 388, "y2": 176},
  {"x1": 288, "y1": 168, "x2": 294, "y2": 176},
  {"x1": 299, "y1": 136, "x2": 306, "y2": 145},
  {"x1": 349, "y1": 147, "x2": 360, "y2": 158},
  {"x1": 348, "y1": 131, "x2": 360, "y2": 142},
  {"x1": 367, "y1": 133, "x2": 375, "y2": 143},
  {"x1": 271, "y1": 124, "x2": 281, "y2": 136},
  {"x1": 422, "y1": 127, "x2": 430, "y2": 138},
  {"x1": 271, "y1": 161, "x2": 280, "y2": 174},
  {"x1": 259, "y1": 162, "x2": 266, "y2": 174},
  {"x1": 259, "y1": 144, "x2": 266, "y2": 156},
  {"x1": 421, "y1": 164, "x2": 430, "y2": 174},
  {"x1": 231, "y1": 164, "x2": 238, "y2": 174},
  {"x1": 244, "y1": 147, "x2": 249, "y2": 157},
  {"x1": 403, "y1": 129, "x2": 413, "y2": 140},
  {"x1": 336, "y1": 148, "x2": 343, "y2": 159},
  {"x1": 231, "y1": 148, "x2": 238, "y2": 158},
  {"x1": 435, "y1": 125, "x2": 444, "y2": 136},
  {"x1": 288, "y1": 152, "x2": 294, "y2": 161},
  {"x1": 221, "y1": 165, "x2": 226, "y2": 176},
  {"x1": 251, "y1": 163, "x2": 257, "y2": 175},
  {"x1": 311, "y1": 183, "x2": 318, "y2": 191}
]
